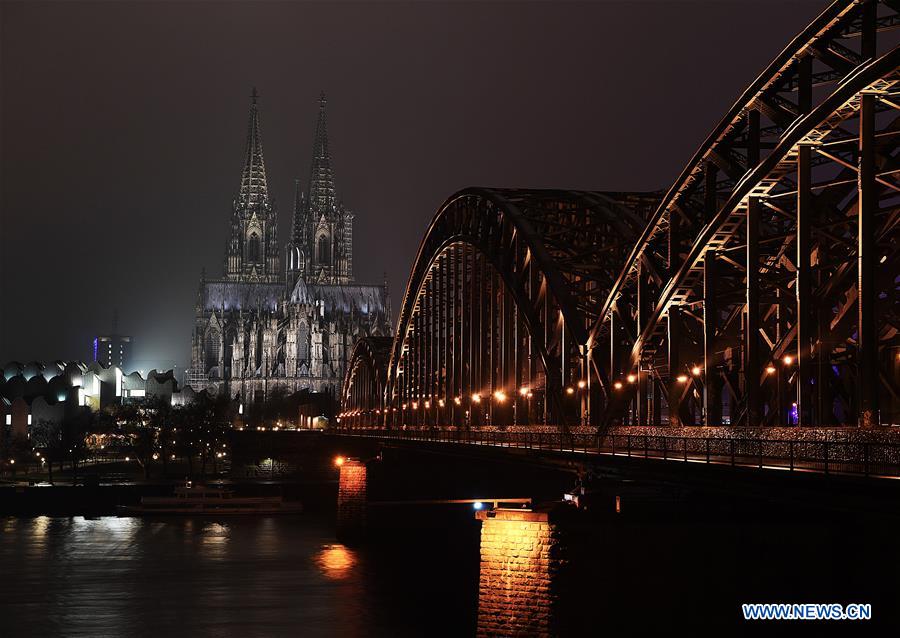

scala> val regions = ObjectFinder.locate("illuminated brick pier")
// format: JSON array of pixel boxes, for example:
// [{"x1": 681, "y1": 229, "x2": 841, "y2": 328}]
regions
[
  {"x1": 336, "y1": 458, "x2": 367, "y2": 540},
  {"x1": 475, "y1": 507, "x2": 565, "y2": 637}
]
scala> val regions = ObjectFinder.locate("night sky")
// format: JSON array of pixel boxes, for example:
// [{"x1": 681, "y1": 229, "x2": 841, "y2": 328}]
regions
[{"x1": 1, "y1": 0, "x2": 823, "y2": 373}]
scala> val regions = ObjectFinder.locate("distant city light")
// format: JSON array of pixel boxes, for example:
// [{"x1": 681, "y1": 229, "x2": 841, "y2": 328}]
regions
[
  {"x1": 691, "y1": 366, "x2": 701, "y2": 376},
  {"x1": 473, "y1": 501, "x2": 484, "y2": 510},
  {"x1": 577, "y1": 380, "x2": 586, "y2": 389},
  {"x1": 613, "y1": 381, "x2": 623, "y2": 390},
  {"x1": 783, "y1": 355, "x2": 794, "y2": 365},
  {"x1": 334, "y1": 456, "x2": 345, "y2": 467},
  {"x1": 676, "y1": 375, "x2": 689, "y2": 383}
]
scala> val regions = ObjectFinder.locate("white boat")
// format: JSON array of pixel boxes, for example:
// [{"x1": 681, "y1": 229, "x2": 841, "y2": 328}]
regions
[{"x1": 117, "y1": 483, "x2": 303, "y2": 515}]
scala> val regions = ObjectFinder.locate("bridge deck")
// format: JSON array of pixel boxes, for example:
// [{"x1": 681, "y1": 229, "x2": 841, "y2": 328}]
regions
[{"x1": 329, "y1": 429, "x2": 900, "y2": 480}]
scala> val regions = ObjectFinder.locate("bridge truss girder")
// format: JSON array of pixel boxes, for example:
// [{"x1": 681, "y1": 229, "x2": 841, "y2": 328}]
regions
[
  {"x1": 341, "y1": 0, "x2": 900, "y2": 432},
  {"x1": 594, "y1": 0, "x2": 900, "y2": 428},
  {"x1": 376, "y1": 189, "x2": 656, "y2": 430}
]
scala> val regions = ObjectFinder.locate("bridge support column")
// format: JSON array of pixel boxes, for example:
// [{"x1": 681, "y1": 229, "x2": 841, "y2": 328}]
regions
[
  {"x1": 476, "y1": 507, "x2": 569, "y2": 637},
  {"x1": 336, "y1": 458, "x2": 367, "y2": 541}
]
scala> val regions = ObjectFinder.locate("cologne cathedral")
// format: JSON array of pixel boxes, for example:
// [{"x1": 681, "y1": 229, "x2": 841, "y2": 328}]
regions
[{"x1": 187, "y1": 90, "x2": 392, "y2": 402}]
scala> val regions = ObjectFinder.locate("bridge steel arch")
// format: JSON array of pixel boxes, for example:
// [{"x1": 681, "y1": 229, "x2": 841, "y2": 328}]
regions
[
  {"x1": 340, "y1": 0, "x2": 900, "y2": 432},
  {"x1": 373, "y1": 188, "x2": 658, "y2": 430},
  {"x1": 593, "y1": 0, "x2": 900, "y2": 429},
  {"x1": 340, "y1": 336, "x2": 394, "y2": 429}
]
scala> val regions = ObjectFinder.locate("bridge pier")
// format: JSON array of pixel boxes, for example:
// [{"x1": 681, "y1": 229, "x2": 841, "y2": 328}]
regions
[
  {"x1": 476, "y1": 505, "x2": 575, "y2": 637},
  {"x1": 336, "y1": 458, "x2": 367, "y2": 541}
]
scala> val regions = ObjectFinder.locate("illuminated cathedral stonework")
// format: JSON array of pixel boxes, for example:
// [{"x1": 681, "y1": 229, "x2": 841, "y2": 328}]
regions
[{"x1": 187, "y1": 90, "x2": 391, "y2": 402}]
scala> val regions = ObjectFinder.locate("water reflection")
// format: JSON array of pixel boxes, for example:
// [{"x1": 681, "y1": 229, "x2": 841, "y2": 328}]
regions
[
  {"x1": 32, "y1": 515, "x2": 50, "y2": 538},
  {"x1": 0, "y1": 515, "x2": 477, "y2": 637},
  {"x1": 314, "y1": 543, "x2": 357, "y2": 580},
  {"x1": 199, "y1": 521, "x2": 230, "y2": 559}
]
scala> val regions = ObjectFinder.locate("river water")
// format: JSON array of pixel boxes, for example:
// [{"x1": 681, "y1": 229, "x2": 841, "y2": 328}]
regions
[
  {"x1": 3, "y1": 502, "x2": 899, "y2": 635},
  {"x1": 0, "y1": 515, "x2": 477, "y2": 637}
]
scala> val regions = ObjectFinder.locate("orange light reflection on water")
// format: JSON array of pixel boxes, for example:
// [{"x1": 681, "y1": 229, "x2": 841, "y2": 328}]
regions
[{"x1": 315, "y1": 544, "x2": 357, "y2": 580}]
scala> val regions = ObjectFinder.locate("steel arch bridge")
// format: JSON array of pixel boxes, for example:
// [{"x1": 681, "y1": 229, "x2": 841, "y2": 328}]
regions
[
  {"x1": 341, "y1": 0, "x2": 900, "y2": 432},
  {"x1": 340, "y1": 337, "x2": 393, "y2": 429}
]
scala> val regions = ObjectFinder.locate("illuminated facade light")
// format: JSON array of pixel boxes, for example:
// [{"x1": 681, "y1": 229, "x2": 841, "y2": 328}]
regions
[
  {"x1": 691, "y1": 366, "x2": 701, "y2": 376},
  {"x1": 676, "y1": 375, "x2": 689, "y2": 383},
  {"x1": 493, "y1": 391, "x2": 507, "y2": 402},
  {"x1": 334, "y1": 456, "x2": 345, "y2": 467},
  {"x1": 765, "y1": 366, "x2": 776, "y2": 374},
  {"x1": 453, "y1": 396, "x2": 462, "y2": 405},
  {"x1": 783, "y1": 355, "x2": 793, "y2": 365},
  {"x1": 613, "y1": 381, "x2": 623, "y2": 390},
  {"x1": 626, "y1": 374, "x2": 637, "y2": 383},
  {"x1": 471, "y1": 393, "x2": 482, "y2": 403},
  {"x1": 412, "y1": 401, "x2": 419, "y2": 410},
  {"x1": 519, "y1": 387, "x2": 529, "y2": 396},
  {"x1": 566, "y1": 387, "x2": 575, "y2": 395},
  {"x1": 438, "y1": 399, "x2": 445, "y2": 408},
  {"x1": 577, "y1": 380, "x2": 586, "y2": 389}
]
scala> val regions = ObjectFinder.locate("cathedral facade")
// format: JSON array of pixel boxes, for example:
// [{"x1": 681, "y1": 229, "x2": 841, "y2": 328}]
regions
[{"x1": 187, "y1": 91, "x2": 392, "y2": 403}]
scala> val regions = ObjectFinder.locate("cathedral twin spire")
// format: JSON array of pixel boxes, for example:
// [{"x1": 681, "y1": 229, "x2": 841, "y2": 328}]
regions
[
  {"x1": 238, "y1": 87, "x2": 269, "y2": 209},
  {"x1": 308, "y1": 92, "x2": 336, "y2": 215},
  {"x1": 227, "y1": 88, "x2": 352, "y2": 287},
  {"x1": 225, "y1": 87, "x2": 278, "y2": 283}
]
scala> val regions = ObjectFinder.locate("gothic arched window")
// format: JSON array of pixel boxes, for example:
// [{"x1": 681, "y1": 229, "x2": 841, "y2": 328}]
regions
[
  {"x1": 247, "y1": 233, "x2": 261, "y2": 262},
  {"x1": 297, "y1": 322, "x2": 309, "y2": 364},
  {"x1": 205, "y1": 329, "x2": 221, "y2": 376},
  {"x1": 317, "y1": 235, "x2": 330, "y2": 264}
]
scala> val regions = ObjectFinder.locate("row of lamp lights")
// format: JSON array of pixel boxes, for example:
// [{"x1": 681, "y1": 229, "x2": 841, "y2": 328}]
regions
[
  {"x1": 607, "y1": 356, "x2": 795, "y2": 390},
  {"x1": 338, "y1": 386, "x2": 536, "y2": 419},
  {"x1": 339, "y1": 356, "x2": 800, "y2": 418}
]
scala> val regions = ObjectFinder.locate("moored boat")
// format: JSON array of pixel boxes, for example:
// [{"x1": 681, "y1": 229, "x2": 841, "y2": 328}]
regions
[{"x1": 117, "y1": 483, "x2": 303, "y2": 515}]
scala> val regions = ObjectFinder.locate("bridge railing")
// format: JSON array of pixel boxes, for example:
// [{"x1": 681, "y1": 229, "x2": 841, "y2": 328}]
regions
[{"x1": 329, "y1": 428, "x2": 900, "y2": 479}]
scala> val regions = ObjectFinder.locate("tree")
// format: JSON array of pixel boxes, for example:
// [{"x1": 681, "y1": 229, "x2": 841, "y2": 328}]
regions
[
  {"x1": 7, "y1": 433, "x2": 32, "y2": 478},
  {"x1": 60, "y1": 408, "x2": 92, "y2": 485},
  {"x1": 174, "y1": 402, "x2": 202, "y2": 480},
  {"x1": 31, "y1": 419, "x2": 63, "y2": 484},
  {"x1": 149, "y1": 397, "x2": 175, "y2": 477}
]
